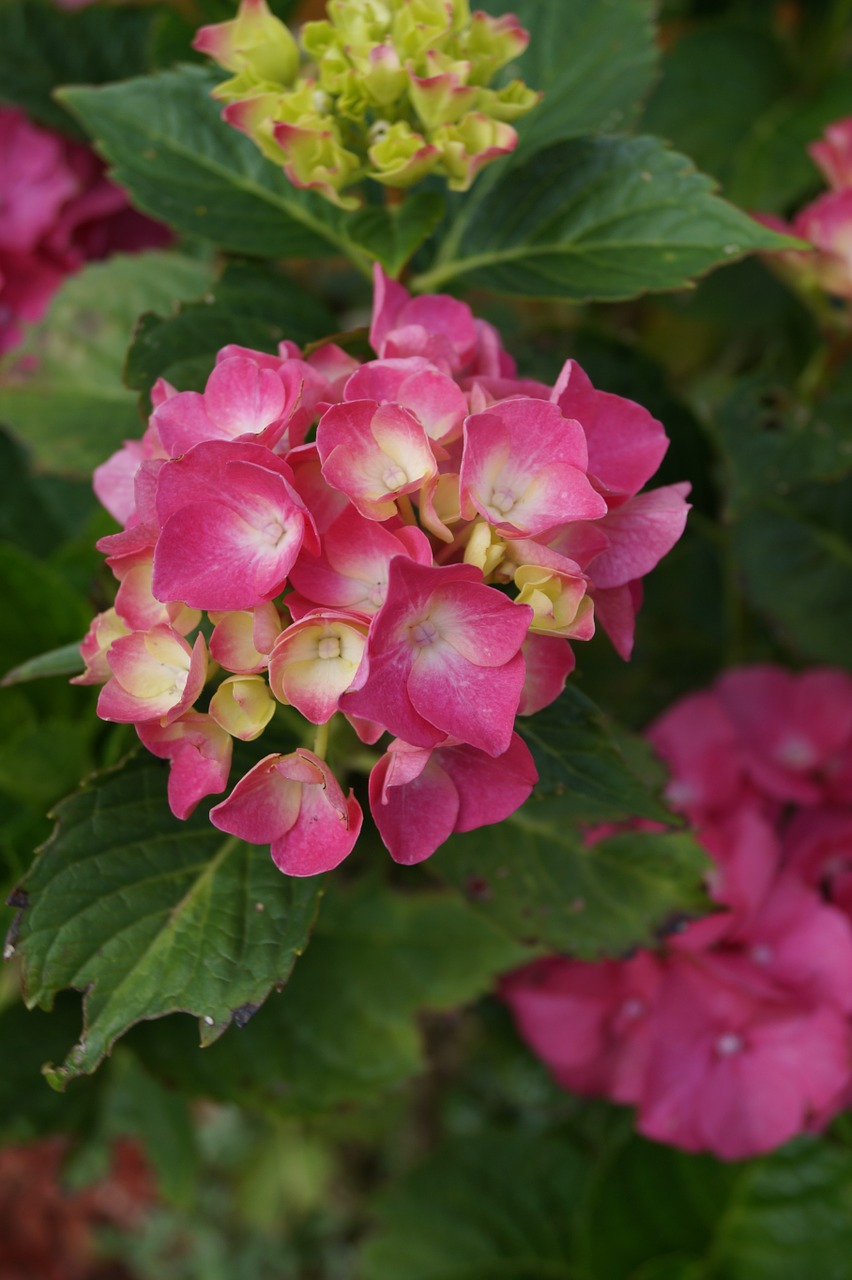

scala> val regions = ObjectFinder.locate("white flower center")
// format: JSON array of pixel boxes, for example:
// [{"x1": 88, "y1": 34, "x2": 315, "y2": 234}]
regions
[
  {"x1": 411, "y1": 619, "x2": 440, "y2": 648},
  {"x1": 318, "y1": 636, "x2": 342, "y2": 660},
  {"x1": 715, "y1": 1032, "x2": 743, "y2": 1057}
]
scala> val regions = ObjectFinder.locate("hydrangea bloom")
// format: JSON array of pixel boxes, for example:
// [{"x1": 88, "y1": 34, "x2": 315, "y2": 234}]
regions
[
  {"x1": 760, "y1": 117, "x2": 852, "y2": 304},
  {"x1": 502, "y1": 664, "x2": 852, "y2": 1161},
  {"x1": 81, "y1": 265, "x2": 688, "y2": 875},
  {"x1": 193, "y1": 0, "x2": 540, "y2": 207},
  {"x1": 0, "y1": 105, "x2": 169, "y2": 354}
]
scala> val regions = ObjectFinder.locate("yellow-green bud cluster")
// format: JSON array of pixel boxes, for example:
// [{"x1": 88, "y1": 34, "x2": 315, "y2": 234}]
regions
[{"x1": 194, "y1": 0, "x2": 539, "y2": 209}]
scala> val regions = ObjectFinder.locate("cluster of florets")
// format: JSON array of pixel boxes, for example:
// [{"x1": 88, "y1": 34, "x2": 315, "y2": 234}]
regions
[
  {"x1": 0, "y1": 105, "x2": 169, "y2": 356},
  {"x1": 761, "y1": 118, "x2": 852, "y2": 309},
  {"x1": 503, "y1": 665, "x2": 852, "y2": 1161},
  {"x1": 77, "y1": 265, "x2": 689, "y2": 876},
  {"x1": 193, "y1": 0, "x2": 539, "y2": 208}
]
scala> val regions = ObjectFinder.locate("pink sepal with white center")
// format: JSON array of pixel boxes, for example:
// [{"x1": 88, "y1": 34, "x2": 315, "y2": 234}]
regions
[
  {"x1": 268, "y1": 609, "x2": 370, "y2": 723},
  {"x1": 152, "y1": 355, "x2": 300, "y2": 456},
  {"x1": 98, "y1": 626, "x2": 207, "y2": 724},
  {"x1": 316, "y1": 398, "x2": 437, "y2": 521},
  {"x1": 152, "y1": 439, "x2": 318, "y2": 612},
  {"x1": 137, "y1": 711, "x2": 232, "y2": 819},
  {"x1": 210, "y1": 750, "x2": 363, "y2": 876},
  {"x1": 344, "y1": 357, "x2": 468, "y2": 443},
  {"x1": 286, "y1": 507, "x2": 432, "y2": 616},
  {"x1": 461, "y1": 398, "x2": 606, "y2": 537},
  {"x1": 343, "y1": 557, "x2": 532, "y2": 756}
]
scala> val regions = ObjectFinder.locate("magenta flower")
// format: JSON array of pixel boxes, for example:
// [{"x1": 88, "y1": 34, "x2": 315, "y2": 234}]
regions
[
  {"x1": 316, "y1": 399, "x2": 437, "y2": 521},
  {"x1": 136, "y1": 711, "x2": 232, "y2": 820},
  {"x1": 343, "y1": 558, "x2": 532, "y2": 755},
  {"x1": 461, "y1": 398, "x2": 606, "y2": 537},
  {"x1": 152, "y1": 440, "x2": 318, "y2": 612},
  {"x1": 369, "y1": 732, "x2": 538, "y2": 864},
  {"x1": 210, "y1": 750, "x2": 362, "y2": 876},
  {"x1": 97, "y1": 625, "x2": 207, "y2": 725},
  {"x1": 369, "y1": 266, "x2": 477, "y2": 372},
  {"x1": 809, "y1": 117, "x2": 852, "y2": 190}
]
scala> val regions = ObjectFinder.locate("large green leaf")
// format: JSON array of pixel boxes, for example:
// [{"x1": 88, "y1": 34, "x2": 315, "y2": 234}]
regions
[
  {"x1": 124, "y1": 259, "x2": 337, "y2": 398},
  {"x1": 432, "y1": 812, "x2": 709, "y2": 957},
  {"x1": 362, "y1": 1130, "x2": 588, "y2": 1280},
  {"x1": 59, "y1": 67, "x2": 372, "y2": 269},
  {"x1": 0, "y1": 251, "x2": 214, "y2": 475},
  {"x1": 640, "y1": 25, "x2": 789, "y2": 194},
  {"x1": 10, "y1": 756, "x2": 322, "y2": 1087},
  {"x1": 516, "y1": 686, "x2": 673, "y2": 824},
  {"x1": 0, "y1": 0, "x2": 153, "y2": 137},
  {"x1": 425, "y1": 687, "x2": 707, "y2": 957},
  {"x1": 413, "y1": 135, "x2": 793, "y2": 300},
  {"x1": 130, "y1": 878, "x2": 527, "y2": 1113},
  {"x1": 583, "y1": 1134, "x2": 852, "y2": 1280},
  {"x1": 496, "y1": 0, "x2": 658, "y2": 153}
]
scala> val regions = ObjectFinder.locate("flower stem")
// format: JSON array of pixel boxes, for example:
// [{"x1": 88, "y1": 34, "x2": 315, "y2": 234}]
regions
[
  {"x1": 396, "y1": 494, "x2": 418, "y2": 526},
  {"x1": 313, "y1": 720, "x2": 330, "y2": 761}
]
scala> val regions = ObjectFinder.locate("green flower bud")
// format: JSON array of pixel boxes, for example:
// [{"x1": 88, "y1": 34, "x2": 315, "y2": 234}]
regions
[
  {"x1": 273, "y1": 116, "x2": 363, "y2": 208},
  {"x1": 368, "y1": 120, "x2": 440, "y2": 186},
  {"x1": 458, "y1": 10, "x2": 530, "y2": 85},
  {"x1": 392, "y1": 0, "x2": 455, "y2": 60},
  {"x1": 432, "y1": 111, "x2": 517, "y2": 189},
  {"x1": 193, "y1": 0, "x2": 299, "y2": 87},
  {"x1": 473, "y1": 80, "x2": 542, "y2": 123},
  {"x1": 409, "y1": 66, "x2": 478, "y2": 130}
]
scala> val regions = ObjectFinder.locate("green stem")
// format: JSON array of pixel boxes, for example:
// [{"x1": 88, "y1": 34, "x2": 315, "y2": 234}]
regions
[{"x1": 312, "y1": 720, "x2": 330, "y2": 761}]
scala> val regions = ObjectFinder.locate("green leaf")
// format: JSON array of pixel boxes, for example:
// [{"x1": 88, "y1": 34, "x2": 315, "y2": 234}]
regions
[
  {"x1": 0, "y1": 251, "x2": 214, "y2": 475},
  {"x1": 728, "y1": 68, "x2": 852, "y2": 212},
  {"x1": 2, "y1": 643, "x2": 84, "y2": 687},
  {"x1": 59, "y1": 67, "x2": 371, "y2": 269},
  {"x1": 732, "y1": 490, "x2": 852, "y2": 667},
  {"x1": 0, "y1": 0, "x2": 153, "y2": 137},
  {"x1": 582, "y1": 1134, "x2": 852, "y2": 1280},
  {"x1": 131, "y1": 878, "x2": 527, "y2": 1113},
  {"x1": 124, "y1": 259, "x2": 336, "y2": 398},
  {"x1": 362, "y1": 1130, "x2": 588, "y2": 1280},
  {"x1": 433, "y1": 813, "x2": 709, "y2": 957},
  {"x1": 0, "y1": 543, "x2": 91, "y2": 671},
  {"x1": 413, "y1": 135, "x2": 793, "y2": 300},
  {"x1": 12, "y1": 755, "x2": 322, "y2": 1086},
  {"x1": 497, "y1": 0, "x2": 659, "y2": 153},
  {"x1": 346, "y1": 192, "x2": 447, "y2": 278},
  {"x1": 640, "y1": 24, "x2": 789, "y2": 193},
  {"x1": 713, "y1": 378, "x2": 852, "y2": 666},
  {"x1": 516, "y1": 686, "x2": 673, "y2": 824}
]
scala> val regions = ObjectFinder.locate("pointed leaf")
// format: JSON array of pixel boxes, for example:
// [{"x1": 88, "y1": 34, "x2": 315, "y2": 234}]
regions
[
  {"x1": 414, "y1": 135, "x2": 795, "y2": 300},
  {"x1": 432, "y1": 812, "x2": 709, "y2": 958},
  {"x1": 517, "y1": 685, "x2": 673, "y2": 824},
  {"x1": 10, "y1": 755, "x2": 322, "y2": 1086},
  {"x1": 130, "y1": 878, "x2": 527, "y2": 1113},
  {"x1": 58, "y1": 67, "x2": 371, "y2": 269}
]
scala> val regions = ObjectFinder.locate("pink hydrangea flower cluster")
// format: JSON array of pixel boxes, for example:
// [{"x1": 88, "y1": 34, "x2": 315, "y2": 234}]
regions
[
  {"x1": 78, "y1": 265, "x2": 689, "y2": 876},
  {"x1": 761, "y1": 117, "x2": 852, "y2": 302},
  {"x1": 502, "y1": 665, "x2": 852, "y2": 1161},
  {"x1": 0, "y1": 105, "x2": 169, "y2": 354}
]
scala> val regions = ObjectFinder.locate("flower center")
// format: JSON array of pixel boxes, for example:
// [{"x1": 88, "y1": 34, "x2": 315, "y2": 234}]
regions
[
  {"x1": 411, "y1": 619, "x2": 440, "y2": 648},
  {"x1": 715, "y1": 1032, "x2": 743, "y2": 1057},
  {"x1": 317, "y1": 636, "x2": 342, "y2": 660},
  {"x1": 382, "y1": 463, "x2": 408, "y2": 490},
  {"x1": 489, "y1": 486, "x2": 517, "y2": 517}
]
